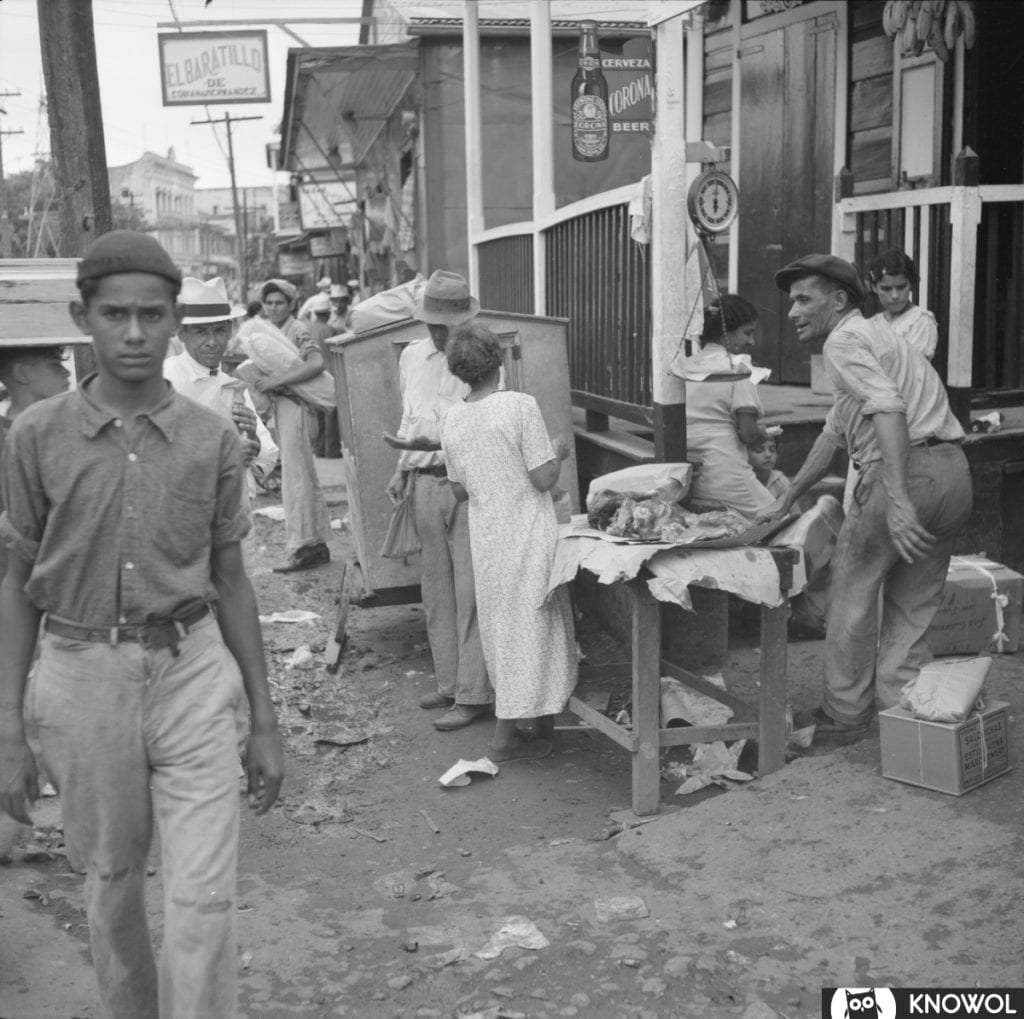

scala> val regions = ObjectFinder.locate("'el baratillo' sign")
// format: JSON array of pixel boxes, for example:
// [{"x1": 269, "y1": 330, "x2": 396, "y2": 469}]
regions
[{"x1": 158, "y1": 30, "x2": 270, "y2": 106}]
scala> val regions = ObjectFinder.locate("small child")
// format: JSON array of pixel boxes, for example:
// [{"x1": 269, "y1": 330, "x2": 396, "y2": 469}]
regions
[
  {"x1": 866, "y1": 248, "x2": 937, "y2": 360},
  {"x1": 747, "y1": 433, "x2": 792, "y2": 503}
]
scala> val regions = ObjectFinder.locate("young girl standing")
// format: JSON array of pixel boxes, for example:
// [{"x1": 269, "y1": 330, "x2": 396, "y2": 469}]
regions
[{"x1": 867, "y1": 248, "x2": 937, "y2": 360}]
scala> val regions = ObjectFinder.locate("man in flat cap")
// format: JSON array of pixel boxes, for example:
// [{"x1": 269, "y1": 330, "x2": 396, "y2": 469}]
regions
[
  {"x1": 383, "y1": 270, "x2": 493, "y2": 731},
  {"x1": 0, "y1": 231, "x2": 283, "y2": 1016},
  {"x1": 765, "y1": 253, "x2": 971, "y2": 745},
  {"x1": 257, "y1": 278, "x2": 332, "y2": 573}
]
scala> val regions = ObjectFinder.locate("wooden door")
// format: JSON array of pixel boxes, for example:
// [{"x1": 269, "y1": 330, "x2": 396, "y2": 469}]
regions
[{"x1": 738, "y1": 13, "x2": 837, "y2": 385}]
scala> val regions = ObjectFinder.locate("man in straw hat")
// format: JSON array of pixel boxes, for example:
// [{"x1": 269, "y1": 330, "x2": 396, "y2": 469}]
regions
[
  {"x1": 383, "y1": 270, "x2": 494, "y2": 731},
  {"x1": 0, "y1": 231, "x2": 283, "y2": 1016},
  {"x1": 256, "y1": 277, "x2": 332, "y2": 573},
  {"x1": 763, "y1": 253, "x2": 971, "y2": 746},
  {"x1": 164, "y1": 276, "x2": 278, "y2": 572}
]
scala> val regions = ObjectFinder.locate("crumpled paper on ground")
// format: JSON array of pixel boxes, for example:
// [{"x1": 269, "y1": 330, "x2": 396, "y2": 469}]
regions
[
  {"x1": 674, "y1": 740, "x2": 753, "y2": 795},
  {"x1": 438, "y1": 757, "x2": 500, "y2": 788},
  {"x1": 258, "y1": 610, "x2": 321, "y2": 624},
  {"x1": 253, "y1": 505, "x2": 287, "y2": 521},
  {"x1": 660, "y1": 676, "x2": 733, "y2": 727},
  {"x1": 474, "y1": 916, "x2": 549, "y2": 959}
]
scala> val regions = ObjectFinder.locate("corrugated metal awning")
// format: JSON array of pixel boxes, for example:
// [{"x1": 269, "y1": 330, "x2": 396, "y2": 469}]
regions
[{"x1": 279, "y1": 41, "x2": 420, "y2": 174}]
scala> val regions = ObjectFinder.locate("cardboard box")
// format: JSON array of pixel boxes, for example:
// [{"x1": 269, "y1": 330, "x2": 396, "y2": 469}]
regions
[
  {"x1": 880, "y1": 700, "x2": 1012, "y2": 795},
  {"x1": 927, "y1": 556, "x2": 1023, "y2": 655}
]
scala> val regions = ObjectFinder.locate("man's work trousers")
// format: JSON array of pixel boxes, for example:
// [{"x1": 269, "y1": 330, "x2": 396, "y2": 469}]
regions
[
  {"x1": 413, "y1": 473, "x2": 492, "y2": 706},
  {"x1": 824, "y1": 442, "x2": 973, "y2": 725},
  {"x1": 32, "y1": 616, "x2": 244, "y2": 1019},
  {"x1": 275, "y1": 396, "x2": 330, "y2": 554}
]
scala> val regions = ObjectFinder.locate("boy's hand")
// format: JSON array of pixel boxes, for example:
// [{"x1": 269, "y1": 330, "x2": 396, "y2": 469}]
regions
[
  {"x1": 0, "y1": 736, "x2": 39, "y2": 826},
  {"x1": 244, "y1": 730, "x2": 284, "y2": 816}
]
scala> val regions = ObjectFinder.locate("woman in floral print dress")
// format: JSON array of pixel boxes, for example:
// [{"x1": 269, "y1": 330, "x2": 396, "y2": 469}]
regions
[{"x1": 440, "y1": 323, "x2": 577, "y2": 762}]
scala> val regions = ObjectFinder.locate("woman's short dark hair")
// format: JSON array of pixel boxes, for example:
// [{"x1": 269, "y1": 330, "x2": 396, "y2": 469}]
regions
[
  {"x1": 447, "y1": 323, "x2": 503, "y2": 386},
  {"x1": 867, "y1": 248, "x2": 919, "y2": 287},
  {"x1": 700, "y1": 294, "x2": 759, "y2": 344}
]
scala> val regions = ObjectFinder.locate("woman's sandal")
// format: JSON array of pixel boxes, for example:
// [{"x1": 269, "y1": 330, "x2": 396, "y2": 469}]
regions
[{"x1": 487, "y1": 737, "x2": 553, "y2": 763}]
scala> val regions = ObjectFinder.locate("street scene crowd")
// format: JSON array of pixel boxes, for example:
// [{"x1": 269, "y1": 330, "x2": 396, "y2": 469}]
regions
[{"x1": 0, "y1": 222, "x2": 979, "y2": 1015}]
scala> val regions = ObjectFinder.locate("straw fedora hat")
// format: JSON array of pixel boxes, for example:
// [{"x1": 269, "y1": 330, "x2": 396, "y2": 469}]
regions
[
  {"x1": 414, "y1": 270, "x2": 480, "y2": 326},
  {"x1": 180, "y1": 277, "x2": 246, "y2": 325}
]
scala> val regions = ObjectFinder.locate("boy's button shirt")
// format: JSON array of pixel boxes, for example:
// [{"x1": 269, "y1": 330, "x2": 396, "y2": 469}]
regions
[{"x1": 0, "y1": 376, "x2": 250, "y2": 627}]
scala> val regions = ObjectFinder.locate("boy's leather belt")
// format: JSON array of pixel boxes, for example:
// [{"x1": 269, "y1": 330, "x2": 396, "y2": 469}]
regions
[
  {"x1": 43, "y1": 602, "x2": 210, "y2": 654},
  {"x1": 414, "y1": 464, "x2": 448, "y2": 477}
]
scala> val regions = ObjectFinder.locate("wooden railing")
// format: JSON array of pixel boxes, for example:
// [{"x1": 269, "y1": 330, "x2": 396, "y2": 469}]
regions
[
  {"x1": 834, "y1": 154, "x2": 1024, "y2": 398},
  {"x1": 477, "y1": 232, "x2": 534, "y2": 315},
  {"x1": 475, "y1": 184, "x2": 652, "y2": 424}
]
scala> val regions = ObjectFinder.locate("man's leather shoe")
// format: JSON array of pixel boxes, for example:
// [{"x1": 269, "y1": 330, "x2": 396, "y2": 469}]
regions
[
  {"x1": 272, "y1": 542, "x2": 330, "y2": 574},
  {"x1": 434, "y1": 703, "x2": 493, "y2": 731},
  {"x1": 419, "y1": 691, "x2": 455, "y2": 710},
  {"x1": 794, "y1": 706, "x2": 870, "y2": 745}
]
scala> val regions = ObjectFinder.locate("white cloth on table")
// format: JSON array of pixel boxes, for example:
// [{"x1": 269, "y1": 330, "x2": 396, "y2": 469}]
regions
[
  {"x1": 442, "y1": 391, "x2": 576, "y2": 720},
  {"x1": 549, "y1": 526, "x2": 787, "y2": 610}
]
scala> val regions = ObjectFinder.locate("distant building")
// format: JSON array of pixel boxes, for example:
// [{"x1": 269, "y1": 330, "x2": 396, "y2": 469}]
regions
[{"x1": 108, "y1": 148, "x2": 235, "y2": 283}]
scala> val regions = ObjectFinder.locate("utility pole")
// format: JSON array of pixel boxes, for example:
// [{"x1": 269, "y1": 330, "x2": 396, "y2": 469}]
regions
[
  {"x1": 191, "y1": 113, "x2": 260, "y2": 301},
  {"x1": 0, "y1": 92, "x2": 25, "y2": 257},
  {"x1": 37, "y1": 0, "x2": 112, "y2": 259}
]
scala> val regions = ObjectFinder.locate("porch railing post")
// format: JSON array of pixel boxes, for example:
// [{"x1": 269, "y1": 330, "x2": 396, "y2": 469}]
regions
[
  {"x1": 947, "y1": 147, "x2": 981, "y2": 418},
  {"x1": 650, "y1": 12, "x2": 691, "y2": 462},
  {"x1": 831, "y1": 166, "x2": 855, "y2": 261},
  {"x1": 463, "y1": 0, "x2": 483, "y2": 294},
  {"x1": 531, "y1": 0, "x2": 555, "y2": 316}
]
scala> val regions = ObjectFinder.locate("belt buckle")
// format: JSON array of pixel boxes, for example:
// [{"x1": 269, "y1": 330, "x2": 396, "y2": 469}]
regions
[{"x1": 138, "y1": 618, "x2": 188, "y2": 656}]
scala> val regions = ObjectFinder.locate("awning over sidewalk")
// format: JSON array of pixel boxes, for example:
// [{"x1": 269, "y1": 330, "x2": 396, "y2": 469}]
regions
[{"x1": 278, "y1": 42, "x2": 420, "y2": 174}]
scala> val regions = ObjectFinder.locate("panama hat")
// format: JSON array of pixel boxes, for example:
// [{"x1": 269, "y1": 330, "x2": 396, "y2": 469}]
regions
[
  {"x1": 311, "y1": 293, "x2": 331, "y2": 313},
  {"x1": 329, "y1": 283, "x2": 350, "y2": 299},
  {"x1": 179, "y1": 277, "x2": 246, "y2": 325},
  {"x1": 414, "y1": 270, "x2": 480, "y2": 326}
]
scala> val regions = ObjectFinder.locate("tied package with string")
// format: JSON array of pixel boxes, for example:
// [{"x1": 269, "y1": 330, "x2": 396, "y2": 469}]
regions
[
  {"x1": 926, "y1": 555, "x2": 1023, "y2": 655},
  {"x1": 880, "y1": 700, "x2": 1011, "y2": 796}
]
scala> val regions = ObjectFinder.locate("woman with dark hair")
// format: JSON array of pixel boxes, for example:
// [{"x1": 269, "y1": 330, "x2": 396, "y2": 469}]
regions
[
  {"x1": 673, "y1": 294, "x2": 775, "y2": 518},
  {"x1": 866, "y1": 248, "x2": 937, "y2": 360},
  {"x1": 440, "y1": 323, "x2": 576, "y2": 762}
]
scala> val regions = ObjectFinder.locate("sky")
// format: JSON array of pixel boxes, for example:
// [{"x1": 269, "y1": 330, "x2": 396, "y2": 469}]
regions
[{"x1": 0, "y1": 0, "x2": 366, "y2": 191}]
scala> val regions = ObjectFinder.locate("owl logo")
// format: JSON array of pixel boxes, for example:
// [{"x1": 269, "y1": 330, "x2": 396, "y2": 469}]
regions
[{"x1": 830, "y1": 988, "x2": 897, "y2": 1019}]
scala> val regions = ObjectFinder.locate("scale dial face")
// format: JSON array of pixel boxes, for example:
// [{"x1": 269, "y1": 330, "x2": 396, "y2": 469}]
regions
[{"x1": 687, "y1": 170, "x2": 739, "y2": 233}]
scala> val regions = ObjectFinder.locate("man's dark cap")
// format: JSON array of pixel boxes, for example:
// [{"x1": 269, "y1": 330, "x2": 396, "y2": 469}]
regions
[
  {"x1": 774, "y1": 253, "x2": 865, "y2": 305},
  {"x1": 76, "y1": 231, "x2": 182, "y2": 287}
]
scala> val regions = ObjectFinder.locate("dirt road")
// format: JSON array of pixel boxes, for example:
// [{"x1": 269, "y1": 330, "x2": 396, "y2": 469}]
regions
[{"x1": 2, "y1": 466, "x2": 1022, "y2": 1018}]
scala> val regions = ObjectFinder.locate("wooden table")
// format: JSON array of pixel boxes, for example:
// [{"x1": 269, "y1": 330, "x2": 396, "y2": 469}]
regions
[{"x1": 565, "y1": 547, "x2": 798, "y2": 816}]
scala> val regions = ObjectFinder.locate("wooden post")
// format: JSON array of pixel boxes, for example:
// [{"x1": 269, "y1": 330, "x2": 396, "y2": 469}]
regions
[
  {"x1": 462, "y1": 0, "x2": 483, "y2": 295},
  {"x1": 38, "y1": 0, "x2": 111, "y2": 378},
  {"x1": 831, "y1": 166, "x2": 855, "y2": 259},
  {"x1": 650, "y1": 13, "x2": 690, "y2": 464},
  {"x1": 37, "y1": 0, "x2": 112, "y2": 252},
  {"x1": 630, "y1": 581, "x2": 662, "y2": 816},
  {"x1": 530, "y1": 0, "x2": 555, "y2": 316},
  {"x1": 947, "y1": 147, "x2": 981, "y2": 421}
]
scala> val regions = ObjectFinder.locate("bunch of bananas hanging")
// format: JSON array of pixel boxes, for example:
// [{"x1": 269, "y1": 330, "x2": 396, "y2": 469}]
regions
[{"x1": 882, "y1": 0, "x2": 977, "y2": 61}]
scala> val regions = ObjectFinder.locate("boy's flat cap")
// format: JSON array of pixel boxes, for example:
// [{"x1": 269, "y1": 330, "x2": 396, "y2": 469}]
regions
[{"x1": 77, "y1": 231, "x2": 181, "y2": 287}]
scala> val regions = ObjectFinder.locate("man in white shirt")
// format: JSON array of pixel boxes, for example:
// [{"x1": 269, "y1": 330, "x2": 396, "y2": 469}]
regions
[
  {"x1": 164, "y1": 277, "x2": 278, "y2": 572},
  {"x1": 383, "y1": 271, "x2": 493, "y2": 731},
  {"x1": 765, "y1": 254, "x2": 972, "y2": 746}
]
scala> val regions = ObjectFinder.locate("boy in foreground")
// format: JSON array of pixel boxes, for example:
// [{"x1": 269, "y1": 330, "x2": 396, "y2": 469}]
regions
[{"x1": 0, "y1": 231, "x2": 284, "y2": 1017}]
